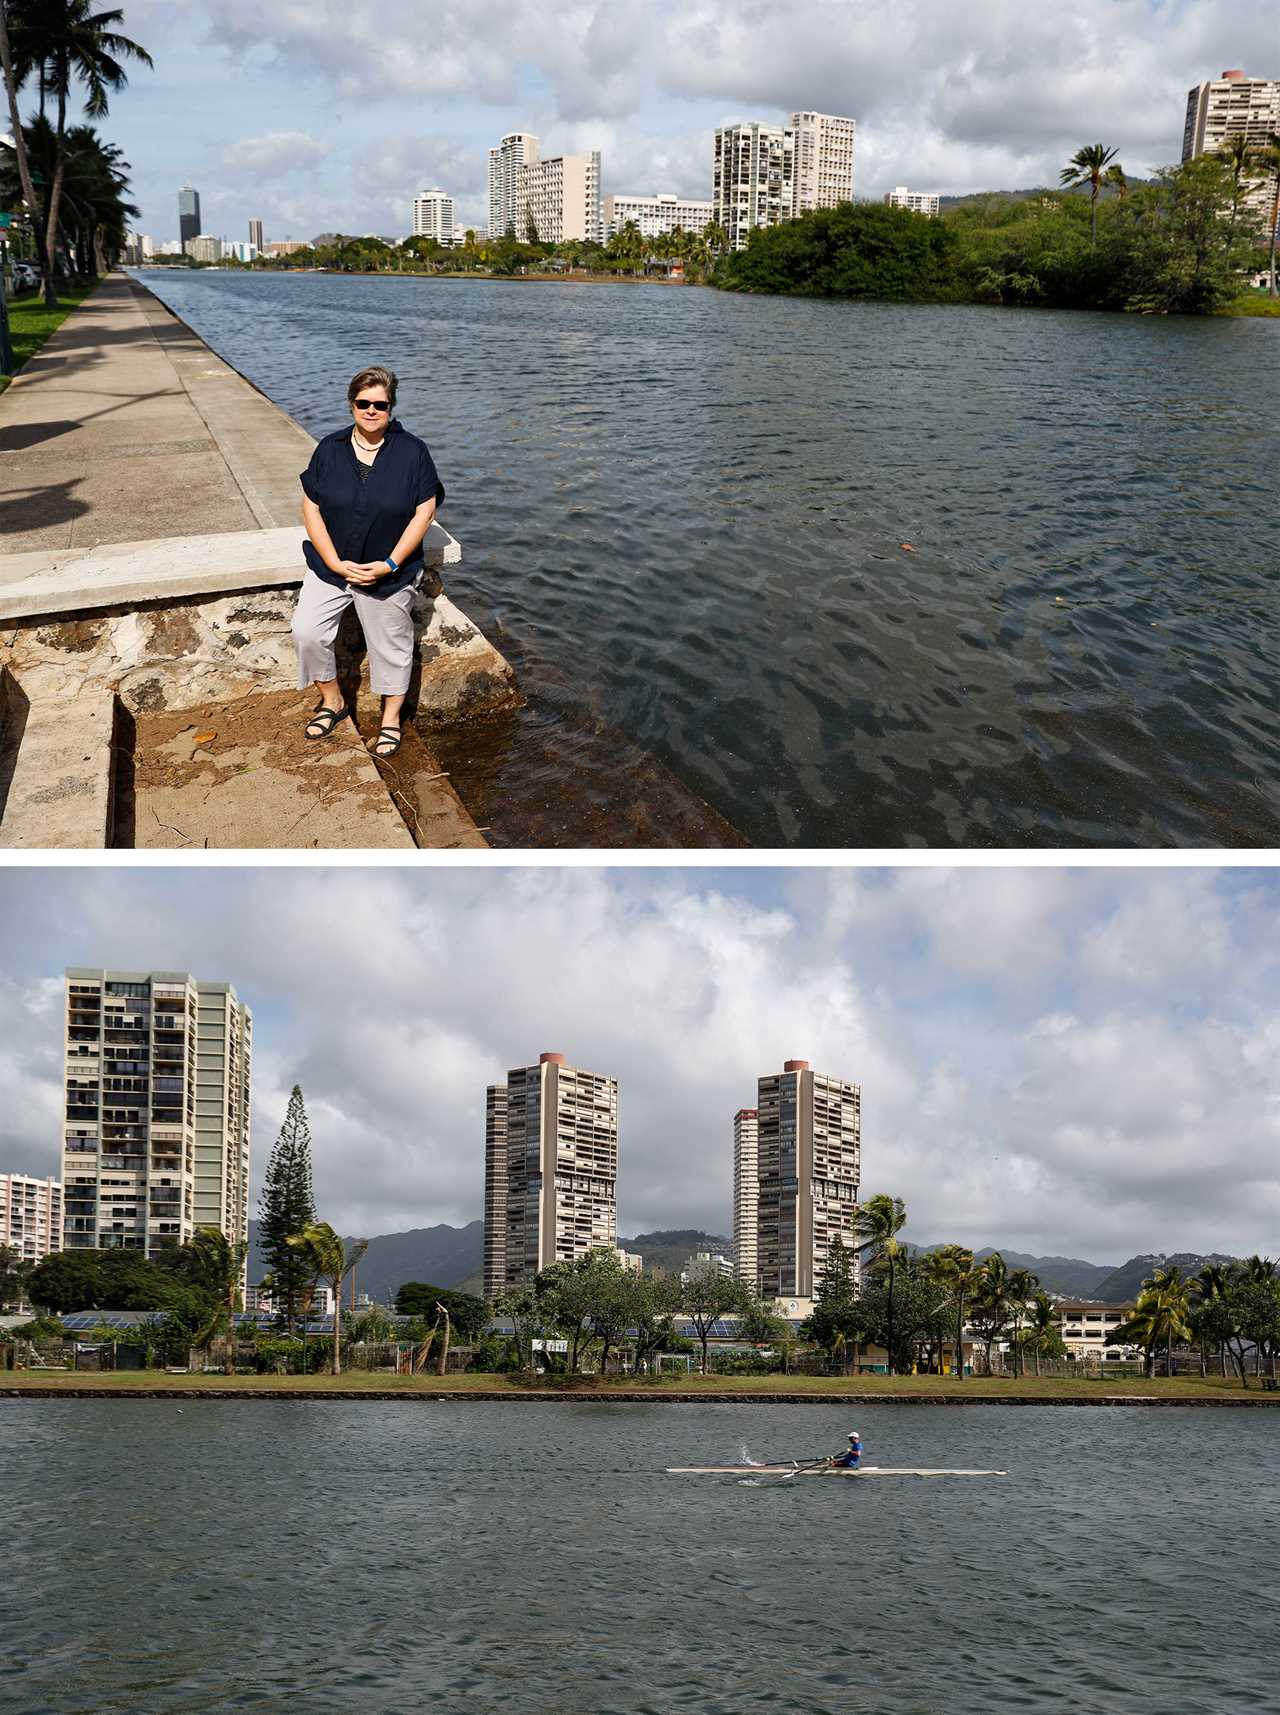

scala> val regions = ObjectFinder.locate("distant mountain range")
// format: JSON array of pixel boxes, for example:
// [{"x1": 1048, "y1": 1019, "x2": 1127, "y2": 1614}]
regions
[
  {"x1": 938, "y1": 180, "x2": 1156, "y2": 209},
  {"x1": 247, "y1": 1222, "x2": 1238, "y2": 1307}
]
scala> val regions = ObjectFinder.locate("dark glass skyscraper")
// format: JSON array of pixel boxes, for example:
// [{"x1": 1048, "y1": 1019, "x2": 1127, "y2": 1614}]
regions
[{"x1": 178, "y1": 185, "x2": 200, "y2": 252}]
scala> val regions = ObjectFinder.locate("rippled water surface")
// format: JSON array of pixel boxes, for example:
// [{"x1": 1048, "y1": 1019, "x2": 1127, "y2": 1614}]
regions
[
  {"x1": 138, "y1": 271, "x2": 1280, "y2": 847},
  {"x1": 5, "y1": 1400, "x2": 1279, "y2": 1714}
]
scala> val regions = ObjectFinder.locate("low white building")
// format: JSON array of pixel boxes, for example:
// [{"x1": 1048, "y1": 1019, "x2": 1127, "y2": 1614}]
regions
[
  {"x1": 188, "y1": 234, "x2": 222, "y2": 263},
  {"x1": 885, "y1": 186, "x2": 941, "y2": 217},
  {"x1": 1057, "y1": 1301, "x2": 1139, "y2": 1361},
  {"x1": 681, "y1": 1250, "x2": 735, "y2": 1284},
  {"x1": 615, "y1": 1247, "x2": 643, "y2": 1273},
  {"x1": 604, "y1": 193, "x2": 714, "y2": 241}
]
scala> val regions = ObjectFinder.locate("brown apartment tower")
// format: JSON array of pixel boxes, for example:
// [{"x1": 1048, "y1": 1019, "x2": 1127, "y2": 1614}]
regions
[
  {"x1": 483, "y1": 1052, "x2": 618, "y2": 1296},
  {"x1": 756, "y1": 1059, "x2": 860, "y2": 1300}
]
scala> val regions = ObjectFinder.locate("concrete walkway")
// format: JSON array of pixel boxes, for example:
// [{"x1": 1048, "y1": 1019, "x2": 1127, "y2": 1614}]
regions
[
  {"x1": 0, "y1": 275, "x2": 501, "y2": 849},
  {"x1": 0, "y1": 273, "x2": 310, "y2": 550}
]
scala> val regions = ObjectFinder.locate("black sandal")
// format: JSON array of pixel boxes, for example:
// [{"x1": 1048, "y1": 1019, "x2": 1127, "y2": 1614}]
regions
[
  {"x1": 305, "y1": 705, "x2": 349, "y2": 740},
  {"x1": 370, "y1": 724, "x2": 402, "y2": 758}
]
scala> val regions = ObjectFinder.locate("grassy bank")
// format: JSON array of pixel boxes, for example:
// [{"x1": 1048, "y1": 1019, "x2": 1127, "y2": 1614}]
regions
[
  {"x1": 1224, "y1": 291, "x2": 1280, "y2": 316},
  {"x1": 1, "y1": 284, "x2": 97, "y2": 393},
  {"x1": 4, "y1": 1370, "x2": 1275, "y2": 1403}
]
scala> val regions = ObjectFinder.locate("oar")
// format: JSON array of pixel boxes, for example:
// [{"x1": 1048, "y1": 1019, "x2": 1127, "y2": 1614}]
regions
[{"x1": 774, "y1": 1456, "x2": 836, "y2": 1482}]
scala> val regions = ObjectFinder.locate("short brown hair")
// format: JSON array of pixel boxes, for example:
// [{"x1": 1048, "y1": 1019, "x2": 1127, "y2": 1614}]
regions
[{"x1": 347, "y1": 365, "x2": 397, "y2": 407}]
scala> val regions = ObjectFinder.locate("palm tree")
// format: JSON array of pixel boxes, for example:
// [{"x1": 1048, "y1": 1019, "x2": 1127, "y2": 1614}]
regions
[
  {"x1": 1103, "y1": 163, "x2": 1128, "y2": 201},
  {"x1": 1118, "y1": 1268, "x2": 1193, "y2": 1379},
  {"x1": 1024, "y1": 1291, "x2": 1060, "y2": 1378},
  {"x1": 286, "y1": 1223, "x2": 368, "y2": 1376},
  {"x1": 1256, "y1": 132, "x2": 1280, "y2": 296},
  {"x1": 1190, "y1": 1263, "x2": 1232, "y2": 1377},
  {"x1": 189, "y1": 1225, "x2": 248, "y2": 1376},
  {"x1": 853, "y1": 1194, "x2": 907, "y2": 1372},
  {"x1": 1004, "y1": 1268, "x2": 1038, "y2": 1379},
  {"x1": 926, "y1": 1244, "x2": 981, "y2": 1381},
  {"x1": 7, "y1": 0, "x2": 152, "y2": 304},
  {"x1": 1215, "y1": 131, "x2": 1273, "y2": 238},
  {"x1": 1059, "y1": 143, "x2": 1120, "y2": 245},
  {"x1": 0, "y1": 3, "x2": 43, "y2": 275}
]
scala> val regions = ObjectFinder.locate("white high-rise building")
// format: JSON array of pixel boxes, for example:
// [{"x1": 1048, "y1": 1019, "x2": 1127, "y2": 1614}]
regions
[
  {"x1": 412, "y1": 188, "x2": 457, "y2": 246},
  {"x1": 1183, "y1": 69, "x2": 1280, "y2": 235},
  {"x1": 0, "y1": 1175, "x2": 63, "y2": 1268},
  {"x1": 732, "y1": 1108, "x2": 759, "y2": 1286},
  {"x1": 489, "y1": 132, "x2": 539, "y2": 238},
  {"x1": 789, "y1": 111, "x2": 856, "y2": 214},
  {"x1": 62, "y1": 969, "x2": 251, "y2": 1263},
  {"x1": 713, "y1": 122, "x2": 795, "y2": 250},
  {"x1": 518, "y1": 151, "x2": 602, "y2": 244},
  {"x1": 756, "y1": 1059, "x2": 860, "y2": 1301},
  {"x1": 603, "y1": 192, "x2": 715, "y2": 241},
  {"x1": 483, "y1": 1052, "x2": 618, "y2": 1290},
  {"x1": 885, "y1": 186, "x2": 940, "y2": 217}
]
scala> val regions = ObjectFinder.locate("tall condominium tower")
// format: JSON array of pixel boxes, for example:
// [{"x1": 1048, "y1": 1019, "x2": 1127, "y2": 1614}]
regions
[
  {"x1": 789, "y1": 111, "x2": 856, "y2": 214},
  {"x1": 248, "y1": 218, "x2": 264, "y2": 251},
  {"x1": 482, "y1": 1082, "x2": 509, "y2": 1299},
  {"x1": 178, "y1": 185, "x2": 201, "y2": 253},
  {"x1": 713, "y1": 122, "x2": 795, "y2": 250},
  {"x1": 62, "y1": 969, "x2": 251, "y2": 1260},
  {"x1": 1183, "y1": 70, "x2": 1280, "y2": 234},
  {"x1": 756, "y1": 1059, "x2": 860, "y2": 1301},
  {"x1": 518, "y1": 151, "x2": 602, "y2": 244},
  {"x1": 412, "y1": 188, "x2": 456, "y2": 245},
  {"x1": 488, "y1": 132, "x2": 539, "y2": 237},
  {"x1": 732, "y1": 1108, "x2": 759, "y2": 1286},
  {"x1": 0, "y1": 1175, "x2": 63, "y2": 1267},
  {"x1": 483, "y1": 1052, "x2": 618, "y2": 1292}
]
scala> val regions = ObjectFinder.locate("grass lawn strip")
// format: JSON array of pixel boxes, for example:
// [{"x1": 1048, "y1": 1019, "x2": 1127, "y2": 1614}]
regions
[
  {"x1": 2, "y1": 1371, "x2": 1276, "y2": 1403},
  {"x1": 1, "y1": 285, "x2": 97, "y2": 392}
]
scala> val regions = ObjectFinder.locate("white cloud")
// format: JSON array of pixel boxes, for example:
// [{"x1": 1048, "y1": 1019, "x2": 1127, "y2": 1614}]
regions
[{"x1": 220, "y1": 131, "x2": 332, "y2": 179}]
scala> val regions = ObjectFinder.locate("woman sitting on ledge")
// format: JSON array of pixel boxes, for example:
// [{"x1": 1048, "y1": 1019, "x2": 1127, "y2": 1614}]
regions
[{"x1": 292, "y1": 364, "x2": 445, "y2": 758}]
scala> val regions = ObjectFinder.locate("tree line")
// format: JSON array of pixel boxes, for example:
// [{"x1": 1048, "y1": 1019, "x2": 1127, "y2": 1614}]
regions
[
  {"x1": 1114, "y1": 1260, "x2": 1280, "y2": 1384},
  {"x1": 720, "y1": 143, "x2": 1280, "y2": 315},
  {"x1": 230, "y1": 218, "x2": 731, "y2": 284},
  {"x1": 0, "y1": 0, "x2": 151, "y2": 305}
]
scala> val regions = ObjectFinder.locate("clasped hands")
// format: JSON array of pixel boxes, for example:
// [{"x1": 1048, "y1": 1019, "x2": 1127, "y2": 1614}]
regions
[{"x1": 335, "y1": 559, "x2": 392, "y2": 587}]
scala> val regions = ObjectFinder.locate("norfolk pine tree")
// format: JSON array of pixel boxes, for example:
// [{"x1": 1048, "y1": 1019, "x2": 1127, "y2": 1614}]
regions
[{"x1": 257, "y1": 1085, "x2": 317, "y2": 1330}]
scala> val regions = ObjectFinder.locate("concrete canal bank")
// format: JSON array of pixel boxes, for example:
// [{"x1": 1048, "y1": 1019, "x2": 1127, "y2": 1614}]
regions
[{"x1": 0, "y1": 274, "x2": 516, "y2": 848}]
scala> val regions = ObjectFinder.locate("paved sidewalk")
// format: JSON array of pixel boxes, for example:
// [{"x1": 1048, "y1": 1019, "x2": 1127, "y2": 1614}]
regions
[{"x1": 0, "y1": 273, "x2": 312, "y2": 552}]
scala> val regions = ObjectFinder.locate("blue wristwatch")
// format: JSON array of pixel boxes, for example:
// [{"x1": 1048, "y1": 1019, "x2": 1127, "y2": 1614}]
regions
[{"x1": 384, "y1": 555, "x2": 398, "y2": 573}]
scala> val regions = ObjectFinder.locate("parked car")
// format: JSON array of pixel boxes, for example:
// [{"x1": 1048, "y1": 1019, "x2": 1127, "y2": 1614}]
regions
[{"x1": 10, "y1": 261, "x2": 38, "y2": 293}]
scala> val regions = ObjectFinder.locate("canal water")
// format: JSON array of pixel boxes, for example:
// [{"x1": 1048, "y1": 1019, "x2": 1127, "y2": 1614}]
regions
[
  {"x1": 138, "y1": 270, "x2": 1280, "y2": 849},
  {"x1": 5, "y1": 1399, "x2": 1278, "y2": 1713}
]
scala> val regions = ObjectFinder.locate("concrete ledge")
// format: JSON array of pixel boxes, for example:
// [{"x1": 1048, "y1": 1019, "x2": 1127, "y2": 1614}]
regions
[
  {"x1": 0, "y1": 522, "x2": 461, "y2": 623},
  {"x1": 0, "y1": 671, "x2": 114, "y2": 848}
]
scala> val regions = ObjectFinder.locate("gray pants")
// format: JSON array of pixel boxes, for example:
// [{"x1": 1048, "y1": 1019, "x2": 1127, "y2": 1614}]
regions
[{"x1": 292, "y1": 569, "x2": 420, "y2": 697}]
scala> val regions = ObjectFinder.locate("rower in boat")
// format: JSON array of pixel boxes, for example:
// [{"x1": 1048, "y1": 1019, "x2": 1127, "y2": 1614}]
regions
[{"x1": 828, "y1": 1430, "x2": 862, "y2": 1470}]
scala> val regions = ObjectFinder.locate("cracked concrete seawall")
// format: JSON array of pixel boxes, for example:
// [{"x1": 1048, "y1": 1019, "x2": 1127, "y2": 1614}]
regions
[{"x1": 0, "y1": 274, "x2": 518, "y2": 846}]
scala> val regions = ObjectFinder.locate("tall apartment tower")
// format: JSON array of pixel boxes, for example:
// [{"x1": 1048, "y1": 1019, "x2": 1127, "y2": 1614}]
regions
[
  {"x1": 412, "y1": 188, "x2": 456, "y2": 245},
  {"x1": 756, "y1": 1059, "x2": 860, "y2": 1302},
  {"x1": 789, "y1": 111, "x2": 856, "y2": 214},
  {"x1": 0, "y1": 1175, "x2": 63, "y2": 1267},
  {"x1": 248, "y1": 218, "x2": 264, "y2": 251},
  {"x1": 62, "y1": 970, "x2": 251, "y2": 1261},
  {"x1": 483, "y1": 1052, "x2": 618, "y2": 1292},
  {"x1": 489, "y1": 132, "x2": 539, "y2": 237},
  {"x1": 713, "y1": 122, "x2": 795, "y2": 250},
  {"x1": 1183, "y1": 70, "x2": 1280, "y2": 234},
  {"x1": 178, "y1": 186, "x2": 201, "y2": 253},
  {"x1": 732, "y1": 1108, "x2": 759, "y2": 1286},
  {"x1": 518, "y1": 151, "x2": 602, "y2": 244},
  {"x1": 482, "y1": 1082, "x2": 509, "y2": 1299}
]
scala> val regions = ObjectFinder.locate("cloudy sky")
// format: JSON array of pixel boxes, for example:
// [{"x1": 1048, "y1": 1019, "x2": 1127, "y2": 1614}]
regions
[
  {"x1": 3, "y1": 864, "x2": 1278, "y2": 1264},
  {"x1": 36, "y1": 0, "x2": 1277, "y2": 243}
]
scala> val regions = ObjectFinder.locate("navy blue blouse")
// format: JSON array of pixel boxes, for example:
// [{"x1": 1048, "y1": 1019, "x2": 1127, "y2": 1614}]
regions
[{"x1": 299, "y1": 419, "x2": 445, "y2": 597}]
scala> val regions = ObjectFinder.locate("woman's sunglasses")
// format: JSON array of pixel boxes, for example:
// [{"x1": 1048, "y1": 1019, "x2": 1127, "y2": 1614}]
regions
[{"x1": 353, "y1": 398, "x2": 390, "y2": 412}]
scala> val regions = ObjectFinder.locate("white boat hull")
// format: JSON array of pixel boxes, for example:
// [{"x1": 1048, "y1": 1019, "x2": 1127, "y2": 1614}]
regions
[{"x1": 665, "y1": 1465, "x2": 1007, "y2": 1477}]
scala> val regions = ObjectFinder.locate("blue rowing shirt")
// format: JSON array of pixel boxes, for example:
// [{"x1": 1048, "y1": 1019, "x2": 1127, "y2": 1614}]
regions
[{"x1": 299, "y1": 419, "x2": 445, "y2": 599}]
